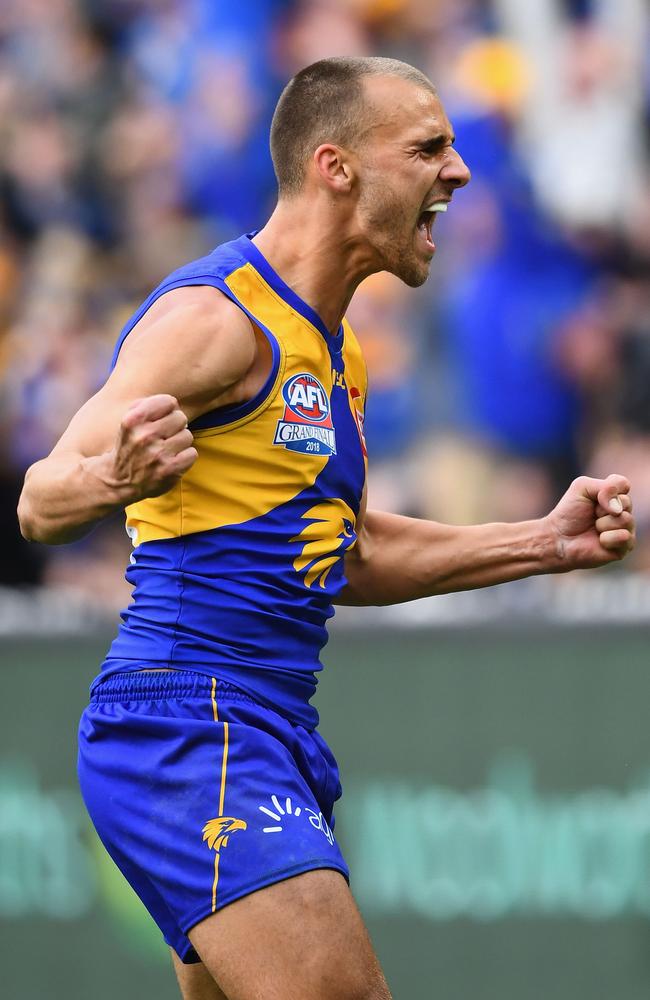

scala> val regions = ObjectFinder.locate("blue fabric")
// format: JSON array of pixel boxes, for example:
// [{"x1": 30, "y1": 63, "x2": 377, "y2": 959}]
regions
[
  {"x1": 102, "y1": 234, "x2": 366, "y2": 731},
  {"x1": 78, "y1": 670, "x2": 348, "y2": 963},
  {"x1": 104, "y1": 473, "x2": 356, "y2": 729}
]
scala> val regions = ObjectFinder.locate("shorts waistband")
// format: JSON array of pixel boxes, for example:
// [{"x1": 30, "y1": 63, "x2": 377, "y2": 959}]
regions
[{"x1": 90, "y1": 670, "x2": 259, "y2": 705}]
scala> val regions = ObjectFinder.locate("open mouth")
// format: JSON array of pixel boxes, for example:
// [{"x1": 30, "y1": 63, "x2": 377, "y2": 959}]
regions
[{"x1": 417, "y1": 201, "x2": 448, "y2": 253}]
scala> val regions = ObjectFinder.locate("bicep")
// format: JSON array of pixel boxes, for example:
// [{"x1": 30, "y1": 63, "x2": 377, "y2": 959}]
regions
[
  {"x1": 51, "y1": 288, "x2": 256, "y2": 460},
  {"x1": 50, "y1": 385, "x2": 142, "y2": 460}
]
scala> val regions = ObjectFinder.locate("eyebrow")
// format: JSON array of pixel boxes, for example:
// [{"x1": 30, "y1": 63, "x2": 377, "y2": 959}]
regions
[{"x1": 412, "y1": 133, "x2": 456, "y2": 152}]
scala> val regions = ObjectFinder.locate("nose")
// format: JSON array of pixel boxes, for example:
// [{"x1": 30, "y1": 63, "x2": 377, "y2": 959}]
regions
[{"x1": 441, "y1": 147, "x2": 471, "y2": 189}]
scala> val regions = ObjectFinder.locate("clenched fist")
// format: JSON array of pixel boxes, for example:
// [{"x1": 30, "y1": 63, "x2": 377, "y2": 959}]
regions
[
  {"x1": 546, "y1": 474, "x2": 635, "y2": 570},
  {"x1": 110, "y1": 394, "x2": 198, "y2": 503}
]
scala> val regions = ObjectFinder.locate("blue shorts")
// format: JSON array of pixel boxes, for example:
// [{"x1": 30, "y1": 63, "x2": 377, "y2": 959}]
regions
[{"x1": 78, "y1": 670, "x2": 349, "y2": 963}]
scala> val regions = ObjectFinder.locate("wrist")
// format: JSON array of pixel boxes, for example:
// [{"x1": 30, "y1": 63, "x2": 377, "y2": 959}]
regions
[
  {"x1": 81, "y1": 452, "x2": 137, "y2": 508},
  {"x1": 537, "y1": 515, "x2": 567, "y2": 573}
]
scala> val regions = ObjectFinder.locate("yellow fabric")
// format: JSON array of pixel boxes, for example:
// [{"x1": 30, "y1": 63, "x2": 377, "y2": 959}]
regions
[{"x1": 125, "y1": 263, "x2": 367, "y2": 545}]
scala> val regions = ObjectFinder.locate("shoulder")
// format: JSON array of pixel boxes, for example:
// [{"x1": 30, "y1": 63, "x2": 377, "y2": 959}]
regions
[
  {"x1": 133, "y1": 284, "x2": 254, "y2": 350},
  {"x1": 110, "y1": 285, "x2": 259, "y2": 420},
  {"x1": 121, "y1": 285, "x2": 255, "y2": 375}
]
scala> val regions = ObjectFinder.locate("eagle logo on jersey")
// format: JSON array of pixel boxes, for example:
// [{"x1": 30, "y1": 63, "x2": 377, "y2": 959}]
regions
[
  {"x1": 274, "y1": 373, "x2": 337, "y2": 456},
  {"x1": 291, "y1": 499, "x2": 356, "y2": 588},
  {"x1": 202, "y1": 816, "x2": 247, "y2": 852}
]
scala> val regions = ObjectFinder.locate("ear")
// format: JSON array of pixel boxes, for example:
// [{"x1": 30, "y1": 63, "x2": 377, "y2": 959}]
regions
[{"x1": 312, "y1": 144, "x2": 354, "y2": 193}]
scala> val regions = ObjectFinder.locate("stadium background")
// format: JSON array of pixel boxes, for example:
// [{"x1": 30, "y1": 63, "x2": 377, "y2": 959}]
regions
[{"x1": 1, "y1": 0, "x2": 650, "y2": 997}]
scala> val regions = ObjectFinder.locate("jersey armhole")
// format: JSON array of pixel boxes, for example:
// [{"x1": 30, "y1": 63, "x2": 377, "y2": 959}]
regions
[{"x1": 110, "y1": 274, "x2": 284, "y2": 433}]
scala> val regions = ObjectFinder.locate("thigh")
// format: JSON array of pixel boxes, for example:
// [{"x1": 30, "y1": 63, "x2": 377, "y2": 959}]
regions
[
  {"x1": 80, "y1": 673, "x2": 349, "y2": 964},
  {"x1": 189, "y1": 869, "x2": 392, "y2": 1000},
  {"x1": 171, "y1": 951, "x2": 228, "y2": 1000}
]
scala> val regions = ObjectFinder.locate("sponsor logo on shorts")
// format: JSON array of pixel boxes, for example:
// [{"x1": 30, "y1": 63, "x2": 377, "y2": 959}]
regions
[
  {"x1": 304, "y1": 808, "x2": 335, "y2": 846},
  {"x1": 258, "y1": 794, "x2": 302, "y2": 833},
  {"x1": 274, "y1": 373, "x2": 336, "y2": 456},
  {"x1": 258, "y1": 793, "x2": 335, "y2": 846}
]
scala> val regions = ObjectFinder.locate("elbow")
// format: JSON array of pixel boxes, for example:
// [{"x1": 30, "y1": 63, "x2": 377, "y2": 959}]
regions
[
  {"x1": 17, "y1": 481, "x2": 52, "y2": 543},
  {"x1": 17, "y1": 464, "x2": 53, "y2": 543},
  {"x1": 17, "y1": 465, "x2": 37, "y2": 541},
  {"x1": 17, "y1": 459, "x2": 91, "y2": 545},
  {"x1": 17, "y1": 491, "x2": 39, "y2": 542},
  {"x1": 17, "y1": 487, "x2": 90, "y2": 546},
  {"x1": 17, "y1": 497, "x2": 72, "y2": 545}
]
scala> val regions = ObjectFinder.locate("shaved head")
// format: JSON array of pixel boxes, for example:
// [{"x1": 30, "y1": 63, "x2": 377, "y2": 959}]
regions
[{"x1": 270, "y1": 56, "x2": 436, "y2": 197}]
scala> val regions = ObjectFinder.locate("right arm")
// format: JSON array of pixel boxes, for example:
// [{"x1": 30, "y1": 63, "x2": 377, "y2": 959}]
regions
[{"x1": 17, "y1": 287, "x2": 261, "y2": 544}]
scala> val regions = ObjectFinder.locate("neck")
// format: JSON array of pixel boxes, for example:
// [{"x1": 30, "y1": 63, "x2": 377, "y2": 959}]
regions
[{"x1": 252, "y1": 198, "x2": 379, "y2": 335}]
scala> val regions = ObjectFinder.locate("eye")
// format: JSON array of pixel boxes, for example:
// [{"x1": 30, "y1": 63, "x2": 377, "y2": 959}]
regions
[{"x1": 415, "y1": 141, "x2": 447, "y2": 159}]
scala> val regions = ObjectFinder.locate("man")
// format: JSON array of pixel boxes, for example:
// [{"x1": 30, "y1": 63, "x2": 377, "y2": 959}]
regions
[{"x1": 18, "y1": 57, "x2": 634, "y2": 1000}]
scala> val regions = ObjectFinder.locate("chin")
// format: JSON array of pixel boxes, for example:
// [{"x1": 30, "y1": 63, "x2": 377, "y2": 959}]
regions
[
  {"x1": 401, "y1": 268, "x2": 430, "y2": 288},
  {"x1": 372, "y1": 235, "x2": 432, "y2": 287},
  {"x1": 393, "y1": 258, "x2": 431, "y2": 288}
]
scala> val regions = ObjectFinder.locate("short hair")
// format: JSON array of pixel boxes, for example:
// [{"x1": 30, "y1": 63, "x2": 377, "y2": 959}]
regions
[{"x1": 270, "y1": 56, "x2": 435, "y2": 196}]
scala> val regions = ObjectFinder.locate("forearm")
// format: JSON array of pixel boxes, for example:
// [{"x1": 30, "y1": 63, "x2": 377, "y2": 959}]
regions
[
  {"x1": 18, "y1": 452, "x2": 129, "y2": 545},
  {"x1": 340, "y1": 509, "x2": 561, "y2": 606}
]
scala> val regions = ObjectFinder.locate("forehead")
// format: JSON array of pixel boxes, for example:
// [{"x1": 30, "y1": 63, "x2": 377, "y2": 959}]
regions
[{"x1": 361, "y1": 74, "x2": 452, "y2": 143}]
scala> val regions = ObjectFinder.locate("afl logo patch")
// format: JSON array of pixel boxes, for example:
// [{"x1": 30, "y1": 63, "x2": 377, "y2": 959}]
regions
[
  {"x1": 274, "y1": 372, "x2": 336, "y2": 456},
  {"x1": 282, "y1": 373, "x2": 330, "y2": 422}
]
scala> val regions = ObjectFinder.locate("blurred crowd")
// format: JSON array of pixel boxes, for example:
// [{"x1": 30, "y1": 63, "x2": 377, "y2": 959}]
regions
[{"x1": 1, "y1": 0, "x2": 649, "y2": 606}]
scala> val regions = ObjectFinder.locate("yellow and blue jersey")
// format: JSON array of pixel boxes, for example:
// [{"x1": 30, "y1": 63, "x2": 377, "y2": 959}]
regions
[{"x1": 101, "y1": 234, "x2": 368, "y2": 728}]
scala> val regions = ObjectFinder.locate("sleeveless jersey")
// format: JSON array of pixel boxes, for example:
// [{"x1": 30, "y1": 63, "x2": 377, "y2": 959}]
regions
[{"x1": 100, "y1": 233, "x2": 368, "y2": 729}]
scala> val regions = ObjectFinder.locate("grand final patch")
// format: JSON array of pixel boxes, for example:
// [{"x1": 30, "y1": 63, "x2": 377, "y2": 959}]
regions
[{"x1": 273, "y1": 372, "x2": 337, "y2": 456}]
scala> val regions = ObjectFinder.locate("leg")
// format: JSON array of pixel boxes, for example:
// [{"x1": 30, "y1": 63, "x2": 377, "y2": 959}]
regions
[
  {"x1": 171, "y1": 950, "x2": 229, "y2": 1000},
  {"x1": 189, "y1": 869, "x2": 392, "y2": 1000}
]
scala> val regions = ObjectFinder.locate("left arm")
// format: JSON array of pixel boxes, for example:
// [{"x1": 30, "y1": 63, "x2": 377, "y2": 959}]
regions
[{"x1": 339, "y1": 475, "x2": 635, "y2": 606}]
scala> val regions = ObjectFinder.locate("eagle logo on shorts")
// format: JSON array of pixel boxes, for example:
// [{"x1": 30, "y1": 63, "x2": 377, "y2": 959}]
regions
[{"x1": 202, "y1": 816, "x2": 247, "y2": 852}]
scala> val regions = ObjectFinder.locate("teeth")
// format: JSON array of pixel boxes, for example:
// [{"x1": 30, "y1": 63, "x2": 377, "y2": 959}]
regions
[{"x1": 423, "y1": 202, "x2": 448, "y2": 214}]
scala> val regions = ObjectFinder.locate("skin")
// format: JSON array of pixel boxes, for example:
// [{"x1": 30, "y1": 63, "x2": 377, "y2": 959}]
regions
[
  {"x1": 253, "y1": 75, "x2": 469, "y2": 331},
  {"x1": 17, "y1": 73, "x2": 635, "y2": 999},
  {"x1": 178, "y1": 871, "x2": 391, "y2": 1000},
  {"x1": 172, "y1": 952, "x2": 227, "y2": 1000}
]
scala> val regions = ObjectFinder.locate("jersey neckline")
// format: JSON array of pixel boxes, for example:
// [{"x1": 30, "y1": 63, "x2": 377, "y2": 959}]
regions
[{"x1": 235, "y1": 232, "x2": 345, "y2": 355}]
